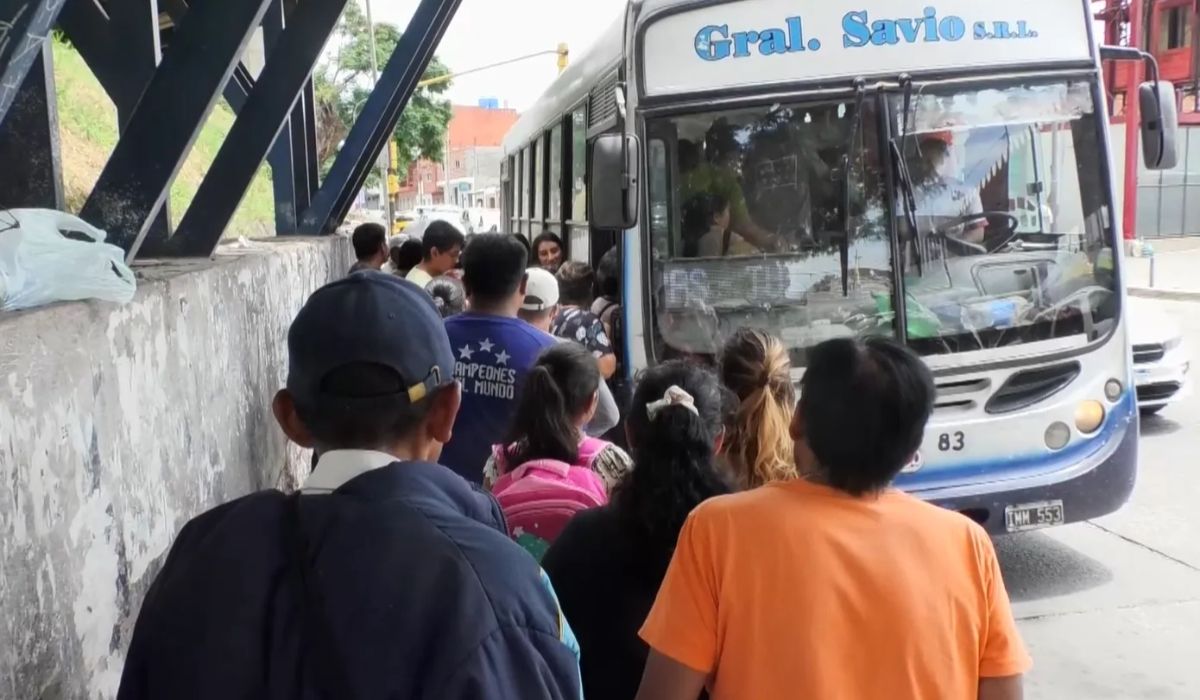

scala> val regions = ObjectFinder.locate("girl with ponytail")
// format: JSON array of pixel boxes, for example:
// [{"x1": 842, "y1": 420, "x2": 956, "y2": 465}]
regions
[
  {"x1": 542, "y1": 361, "x2": 731, "y2": 700},
  {"x1": 719, "y1": 328, "x2": 798, "y2": 489},
  {"x1": 484, "y1": 342, "x2": 631, "y2": 491}
]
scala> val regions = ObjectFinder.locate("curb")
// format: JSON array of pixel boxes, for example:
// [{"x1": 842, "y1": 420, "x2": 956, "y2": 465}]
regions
[{"x1": 1128, "y1": 286, "x2": 1200, "y2": 302}]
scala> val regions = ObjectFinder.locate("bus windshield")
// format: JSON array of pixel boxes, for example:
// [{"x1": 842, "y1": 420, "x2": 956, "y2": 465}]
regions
[
  {"x1": 647, "y1": 97, "x2": 894, "y2": 365},
  {"x1": 892, "y1": 79, "x2": 1117, "y2": 356},
  {"x1": 646, "y1": 78, "x2": 1117, "y2": 365}
]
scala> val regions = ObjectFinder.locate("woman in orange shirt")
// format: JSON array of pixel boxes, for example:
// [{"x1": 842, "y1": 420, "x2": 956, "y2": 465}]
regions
[{"x1": 637, "y1": 337, "x2": 1030, "y2": 700}]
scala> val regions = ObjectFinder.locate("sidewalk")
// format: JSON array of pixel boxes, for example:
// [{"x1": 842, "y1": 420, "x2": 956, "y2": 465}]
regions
[{"x1": 1124, "y1": 237, "x2": 1200, "y2": 301}]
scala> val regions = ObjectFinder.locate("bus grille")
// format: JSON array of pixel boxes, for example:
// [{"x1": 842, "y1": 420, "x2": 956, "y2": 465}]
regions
[
  {"x1": 932, "y1": 377, "x2": 991, "y2": 413},
  {"x1": 1137, "y1": 382, "x2": 1181, "y2": 402},
  {"x1": 1133, "y1": 344, "x2": 1166, "y2": 364},
  {"x1": 984, "y1": 361, "x2": 1081, "y2": 415}
]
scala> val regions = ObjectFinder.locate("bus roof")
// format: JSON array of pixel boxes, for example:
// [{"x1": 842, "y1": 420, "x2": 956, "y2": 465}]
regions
[{"x1": 502, "y1": 6, "x2": 627, "y2": 154}]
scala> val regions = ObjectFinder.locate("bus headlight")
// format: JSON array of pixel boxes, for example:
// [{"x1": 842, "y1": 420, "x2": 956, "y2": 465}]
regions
[
  {"x1": 1045, "y1": 422, "x2": 1071, "y2": 450},
  {"x1": 1074, "y1": 401, "x2": 1106, "y2": 434},
  {"x1": 1104, "y1": 379, "x2": 1123, "y2": 401}
]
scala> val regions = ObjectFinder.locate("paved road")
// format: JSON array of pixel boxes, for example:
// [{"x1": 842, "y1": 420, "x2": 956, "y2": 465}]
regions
[{"x1": 1003, "y1": 298, "x2": 1200, "y2": 699}]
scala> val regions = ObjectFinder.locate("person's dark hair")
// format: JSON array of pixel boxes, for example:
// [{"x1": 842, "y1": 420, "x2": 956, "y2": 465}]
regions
[
  {"x1": 913, "y1": 137, "x2": 951, "y2": 186},
  {"x1": 596, "y1": 246, "x2": 620, "y2": 299},
  {"x1": 421, "y1": 220, "x2": 467, "y2": 261},
  {"x1": 615, "y1": 361, "x2": 732, "y2": 570},
  {"x1": 426, "y1": 276, "x2": 465, "y2": 318},
  {"x1": 514, "y1": 233, "x2": 532, "y2": 257},
  {"x1": 390, "y1": 239, "x2": 423, "y2": 274},
  {"x1": 705, "y1": 119, "x2": 739, "y2": 164},
  {"x1": 800, "y1": 337, "x2": 935, "y2": 496},
  {"x1": 462, "y1": 233, "x2": 529, "y2": 304},
  {"x1": 504, "y1": 343, "x2": 600, "y2": 467},
  {"x1": 678, "y1": 139, "x2": 701, "y2": 171},
  {"x1": 681, "y1": 192, "x2": 729, "y2": 257},
  {"x1": 531, "y1": 231, "x2": 564, "y2": 266},
  {"x1": 352, "y1": 223, "x2": 387, "y2": 261},
  {"x1": 556, "y1": 261, "x2": 595, "y2": 307},
  {"x1": 518, "y1": 307, "x2": 555, "y2": 327},
  {"x1": 295, "y1": 362, "x2": 444, "y2": 449}
]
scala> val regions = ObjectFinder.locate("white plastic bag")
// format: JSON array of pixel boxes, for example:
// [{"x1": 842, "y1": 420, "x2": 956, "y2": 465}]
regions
[{"x1": 0, "y1": 209, "x2": 136, "y2": 311}]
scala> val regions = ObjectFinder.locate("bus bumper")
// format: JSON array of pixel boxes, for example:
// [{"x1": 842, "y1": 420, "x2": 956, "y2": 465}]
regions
[{"x1": 916, "y1": 410, "x2": 1139, "y2": 536}]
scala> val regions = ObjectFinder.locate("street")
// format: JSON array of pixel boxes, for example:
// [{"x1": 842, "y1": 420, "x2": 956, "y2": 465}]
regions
[{"x1": 1004, "y1": 298, "x2": 1200, "y2": 699}]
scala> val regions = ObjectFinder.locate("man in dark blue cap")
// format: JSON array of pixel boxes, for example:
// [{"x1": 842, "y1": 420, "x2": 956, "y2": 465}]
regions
[{"x1": 117, "y1": 272, "x2": 582, "y2": 700}]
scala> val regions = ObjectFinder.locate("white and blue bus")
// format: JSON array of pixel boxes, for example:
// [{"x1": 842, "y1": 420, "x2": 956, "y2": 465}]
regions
[{"x1": 501, "y1": 0, "x2": 1178, "y2": 534}]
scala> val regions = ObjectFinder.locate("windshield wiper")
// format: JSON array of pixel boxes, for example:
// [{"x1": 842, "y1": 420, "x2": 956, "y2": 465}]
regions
[
  {"x1": 840, "y1": 78, "x2": 867, "y2": 297},
  {"x1": 890, "y1": 75, "x2": 923, "y2": 278}
]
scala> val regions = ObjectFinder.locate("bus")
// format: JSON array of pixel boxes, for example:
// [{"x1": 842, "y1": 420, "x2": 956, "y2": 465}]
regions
[{"x1": 500, "y1": 0, "x2": 1179, "y2": 534}]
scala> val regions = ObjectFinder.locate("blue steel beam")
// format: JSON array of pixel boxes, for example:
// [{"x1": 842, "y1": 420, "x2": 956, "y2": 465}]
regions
[
  {"x1": 55, "y1": 0, "x2": 124, "y2": 103},
  {"x1": 158, "y1": 0, "x2": 254, "y2": 114},
  {"x1": 79, "y1": 0, "x2": 273, "y2": 259},
  {"x1": 298, "y1": 0, "x2": 462, "y2": 234},
  {"x1": 273, "y1": 80, "x2": 319, "y2": 232},
  {"x1": 261, "y1": 0, "x2": 315, "y2": 234},
  {"x1": 0, "y1": 0, "x2": 66, "y2": 126},
  {"x1": 161, "y1": 0, "x2": 315, "y2": 235},
  {"x1": 157, "y1": 0, "x2": 349, "y2": 256},
  {"x1": 0, "y1": 41, "x2": 62, "y2": 208},
  {"x1": 295, "y1": 80, "x2": 318, "y2": 208},
  {"x1": 57, "y1": 0, "x2": 161, "y2": 124},
  {"x1": 59, "y1": 0, "x2": 173, "y2": 242}
]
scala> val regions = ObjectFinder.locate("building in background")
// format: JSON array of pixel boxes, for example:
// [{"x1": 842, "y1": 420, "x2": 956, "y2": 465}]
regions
[
  {"x1": 1098, "y1": 0, "x2": 1200, "y2": 238},
  {"x1": 396, "y1": 160, "x2": 446, "y2": 212},
  {"x1": 395, "y1": 99, "x2": 519, "y2": 213}
]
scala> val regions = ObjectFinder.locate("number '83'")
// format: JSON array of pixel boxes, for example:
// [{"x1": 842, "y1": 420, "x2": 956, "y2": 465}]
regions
[{"x1": 938, "y1": 432, "x2": 965, "y2": 452}]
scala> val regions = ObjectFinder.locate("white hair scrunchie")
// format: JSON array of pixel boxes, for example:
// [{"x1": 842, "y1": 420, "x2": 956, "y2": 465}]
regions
[{"x1": 645, "y1": 385, "x2": 699, "y2": 420}]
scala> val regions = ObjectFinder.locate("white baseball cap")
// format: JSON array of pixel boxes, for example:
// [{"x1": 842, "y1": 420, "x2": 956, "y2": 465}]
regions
[{"x1": 522, "y1": 267, "x2": 560, "y2": 311}]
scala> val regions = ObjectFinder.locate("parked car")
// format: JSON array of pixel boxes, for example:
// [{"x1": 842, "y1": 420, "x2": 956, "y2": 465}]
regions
[
  {"x1": 338, "y1": 210, "x2": 386, "y2": 236},
  {"x1": 1128, "y1": 297, "x2": 1191, "y2": 415},
  {"x1": 403, "y1": 206, "x2": 472, "y2": 240}
]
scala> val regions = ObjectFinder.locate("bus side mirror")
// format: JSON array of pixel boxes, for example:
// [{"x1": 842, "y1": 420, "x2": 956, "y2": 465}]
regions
[
  {"x1": 590, "y1": 134, "x2": 640, "y2": 231},
  {"x1": 1140, "y1": 79, "x2": 1179, "y2": 170}
]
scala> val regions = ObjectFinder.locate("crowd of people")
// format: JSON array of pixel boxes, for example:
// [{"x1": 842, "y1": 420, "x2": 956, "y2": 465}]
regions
[{"x1": 115, "y1": 230, "x2": 1030, "y2": 700}]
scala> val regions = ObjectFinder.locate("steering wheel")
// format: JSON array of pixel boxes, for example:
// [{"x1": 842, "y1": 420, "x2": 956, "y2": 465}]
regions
[{"x1": 933, "y1": 211, "x2": 1020, "y2": 255}]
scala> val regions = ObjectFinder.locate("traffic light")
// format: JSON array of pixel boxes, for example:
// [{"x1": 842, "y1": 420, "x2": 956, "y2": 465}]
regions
[{"x1": 557, "y1": 43, "x2": 569, "y2": 74}]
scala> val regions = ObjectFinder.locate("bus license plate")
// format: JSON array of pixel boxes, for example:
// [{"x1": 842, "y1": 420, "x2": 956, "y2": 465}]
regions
[{"x1": 1004, "y1": 500, "x2": 1065, "y2": 532}]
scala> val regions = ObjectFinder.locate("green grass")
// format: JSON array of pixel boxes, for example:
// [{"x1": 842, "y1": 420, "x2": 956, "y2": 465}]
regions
[{"x1": 52, "y1": 40, "x2": 276, "y2": 238}]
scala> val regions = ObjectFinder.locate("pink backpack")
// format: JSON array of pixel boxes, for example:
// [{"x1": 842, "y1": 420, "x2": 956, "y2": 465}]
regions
[{"x1": 490, "y1": 438, "x2": 610, "y2": 561}]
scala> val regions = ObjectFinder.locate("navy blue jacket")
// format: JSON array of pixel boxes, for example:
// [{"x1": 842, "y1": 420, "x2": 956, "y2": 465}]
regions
[{"x1": 117, "y1": 461, "x2": 581, "y2": 699}]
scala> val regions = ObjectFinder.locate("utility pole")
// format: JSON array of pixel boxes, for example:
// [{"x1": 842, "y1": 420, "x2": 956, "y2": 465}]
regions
[{"x1": 362, "y1": 0, "x2": 394, "y2": 231}]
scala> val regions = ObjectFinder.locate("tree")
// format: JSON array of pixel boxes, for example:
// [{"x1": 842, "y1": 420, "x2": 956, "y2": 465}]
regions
[{"x1": 314, "y1": 2, "x2": 453, "y2": 177}]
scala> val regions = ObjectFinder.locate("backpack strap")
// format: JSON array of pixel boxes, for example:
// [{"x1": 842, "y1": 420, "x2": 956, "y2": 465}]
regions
[
  {"x1": 596, "y1": 299, "x2": 619, "y2": 324},
  {"x1": 491, "y1": 444, "x2": 510, "y2": 475},
  {"x1": 575, "y1": 437, "x2": 609, "y2": 468},
  {"x1": 284, "y1": 492, "x2": 356, "y2": 699},
  {"x1": 722, "y1": 227, "x2": 732, "y2": 256}
]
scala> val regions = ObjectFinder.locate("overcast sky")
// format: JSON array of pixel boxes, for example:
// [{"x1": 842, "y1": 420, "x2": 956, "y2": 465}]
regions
[{"x1": 369, "y1": 0, "x2": 629, "y2": 111}]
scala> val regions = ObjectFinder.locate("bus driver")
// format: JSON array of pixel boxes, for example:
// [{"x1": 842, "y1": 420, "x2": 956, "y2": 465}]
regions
[{"x1": 910, "y1": 130, "x2": 987, "y2": 250}]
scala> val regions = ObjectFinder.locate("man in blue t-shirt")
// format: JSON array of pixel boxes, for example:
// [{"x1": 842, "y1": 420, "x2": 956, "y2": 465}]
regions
[{"x1": 443, "y1": 233, "x2": 558, "y2": 482}]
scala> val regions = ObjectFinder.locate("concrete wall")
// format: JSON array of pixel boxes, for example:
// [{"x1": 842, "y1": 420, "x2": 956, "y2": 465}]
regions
[{"x1": 0, "y1": 237, "x2": 351, "y2": 698}]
